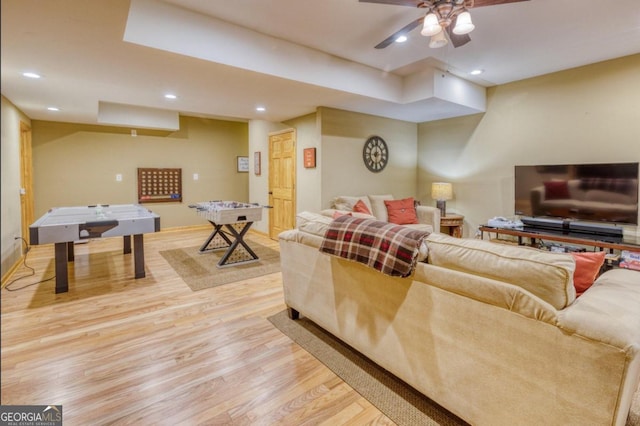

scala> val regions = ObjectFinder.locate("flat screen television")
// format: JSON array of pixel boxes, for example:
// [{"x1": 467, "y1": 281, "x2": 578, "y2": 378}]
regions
[{"x1": 514, "y1": 162, "x2": 639, "y2": 225}]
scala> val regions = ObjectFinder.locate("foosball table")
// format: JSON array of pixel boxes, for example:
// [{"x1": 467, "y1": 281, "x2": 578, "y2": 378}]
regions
[{"x1": 190, "y1": 201, "x2": 264, "y2": 268}]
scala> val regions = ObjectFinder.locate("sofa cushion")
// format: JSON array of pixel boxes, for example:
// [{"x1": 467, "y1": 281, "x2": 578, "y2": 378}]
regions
[
  {"x1": 353, "y1": 199, "x2": 372, "y2": 215},
  {"x1": 367, "y1": 194, "x2": 394, "y2": 221},
  {"x1": 402, "y1": 223, "x2": 434, "y2": 234},
  {"x1": 332, "y1": 210, "x2": 352, "y2": 219},
  {"x1": 332, "y1": 196, "x2": 372, "y2": 213},
  {"x1": 320, "y1": 209, "x2": 377, "y2": 220},
  {"x1": 570, "y1": 251, "x2": 606, "y2": 296},
  {"x1": 426, "y1": 233, "x2": 576, "y2": 309},
  {"x1": 296, "y1": 211, "x2": 333, "y2": 237},
  {"x1": 384, "y1": 197, "x2": 418, "y2": 225}
]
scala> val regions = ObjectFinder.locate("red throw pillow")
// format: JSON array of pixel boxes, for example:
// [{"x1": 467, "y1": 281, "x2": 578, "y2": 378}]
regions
[
  {"x1": 544, "y1": 181, "x2": 570, "y2": 200},
  {"x1": 384, "y1": 197, "x2": 418, "y2": 225},
  {"x1": 332, "y1": 211, "x2": 352, "y2": 219},
  {"x1": 570, "y1": 251, "x2": 606, "y2": 296},
  {"x1": 353, "y1": 199, "x2": 372, "y2": 215}
]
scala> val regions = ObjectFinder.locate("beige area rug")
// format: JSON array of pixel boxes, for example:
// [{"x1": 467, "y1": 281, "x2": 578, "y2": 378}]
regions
[
  {"x1": 268, "y1": 310, "x2": 640, "y2": 426},
  {"x1": 160, "y1": 239, "x2": 280, "y2": 291}
]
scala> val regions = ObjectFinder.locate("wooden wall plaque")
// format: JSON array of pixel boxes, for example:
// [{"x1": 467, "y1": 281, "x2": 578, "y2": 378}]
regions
[{"x1": 303, "y1": 148, "x2": 316, "y2": 168}]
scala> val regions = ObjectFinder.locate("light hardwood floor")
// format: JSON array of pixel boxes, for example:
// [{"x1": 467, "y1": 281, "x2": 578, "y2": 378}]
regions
[{"x1": 1, "y1": 226, "x2": 394, "y2": 425}]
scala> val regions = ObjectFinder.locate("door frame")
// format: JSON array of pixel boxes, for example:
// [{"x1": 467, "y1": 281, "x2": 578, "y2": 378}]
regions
[{"x1": 20, "y1": 121, "x2": 34, "y2": 244}]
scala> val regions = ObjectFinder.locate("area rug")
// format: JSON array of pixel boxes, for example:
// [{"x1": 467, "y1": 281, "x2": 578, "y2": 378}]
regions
[
  {"x1": 160, "y1": 239, "x2": 280, "y2": 291},
  {"x1": 268, "y1": 310, "x2": 640, "y2": 426},
  {"x1": 268, "y1": 310, "x2": 468, "y2": 426}
]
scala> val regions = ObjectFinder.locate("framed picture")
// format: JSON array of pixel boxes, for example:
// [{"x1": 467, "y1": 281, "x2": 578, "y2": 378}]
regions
[
  {"x1": 237, "y1": 156, "x2": 249, "y2": 173},
  {"x1": 254, "y1": 152, "x2": 261, "y2": 176},
  {"x1": 303, "y1": 147, "x2": 316, "y2": 168}
]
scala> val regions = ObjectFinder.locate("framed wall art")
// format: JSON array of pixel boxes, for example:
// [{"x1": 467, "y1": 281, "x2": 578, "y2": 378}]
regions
[
  {"x1": 254, "y1": 152, "x2": 261, "y2": 175},
  {"x1": 237, "y1": 156, "x2": 249, "y2": 173},
  {"x1": 303, "y1": 147, "x2": 316, "y2": 168}
]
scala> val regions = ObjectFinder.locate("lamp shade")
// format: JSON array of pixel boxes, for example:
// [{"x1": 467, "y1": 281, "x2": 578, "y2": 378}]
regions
[
  {"x1": 428, "y1": 30, "x2": 448, "y2": 48},
  {"x1": 421, "y1": 13, "x2": 442, "y2": 37},
  {"x1": 431, "y1": 182, "x2": 453, "y2": 201},
  {"x1": 453, "y1": 11, "x2": 475, "y2": 35}
]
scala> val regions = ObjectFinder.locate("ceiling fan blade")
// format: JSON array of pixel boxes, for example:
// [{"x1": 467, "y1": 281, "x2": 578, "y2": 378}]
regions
[
  {"x1": 445, "y1": 24, "x2": 471, "y2": 48},
  {"x1": 471, "y1": 0, "x2": 530, "y2": 7},
  {"x1": 359, "y1": 0, "x2": 423, "y2": 7},
  {"x1": 375, "y1": 17, "x2": 424, "y2": 49}
]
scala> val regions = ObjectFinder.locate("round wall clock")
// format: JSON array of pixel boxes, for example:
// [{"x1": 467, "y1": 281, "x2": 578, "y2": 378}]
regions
[{"x1": 363, "y1": 135, "x2": 388, "y2": 173}]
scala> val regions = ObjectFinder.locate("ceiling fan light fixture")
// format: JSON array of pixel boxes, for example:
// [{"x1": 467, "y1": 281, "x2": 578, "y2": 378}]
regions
[
  {"x1": 421, "y1": 13, "x2": 442, "y2": 37},
  {"x1": 429, "y1": 30, "x2": 448, "y2": 48},
  {"x1": 452, "y1": 11, "x2": 475, "y2": 35}
]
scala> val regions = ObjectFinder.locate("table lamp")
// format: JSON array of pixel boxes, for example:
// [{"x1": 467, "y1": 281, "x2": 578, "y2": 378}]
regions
[{"x1": 431, "y1": 182, "x2": 453, "y2": 217}]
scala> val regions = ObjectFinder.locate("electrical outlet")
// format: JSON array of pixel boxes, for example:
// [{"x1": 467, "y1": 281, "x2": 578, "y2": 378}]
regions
[{"x1": 116, "y1": 174, "x2": 123, "y2": 182}]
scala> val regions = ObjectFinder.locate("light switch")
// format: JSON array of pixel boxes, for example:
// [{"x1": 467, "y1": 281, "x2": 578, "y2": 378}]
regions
[
  {"x1": 193, "y1": 173, "x2": 199, "y2": 181},
  {"x1": 116, "y1": 174, "x2": 122, "y2": 181}
]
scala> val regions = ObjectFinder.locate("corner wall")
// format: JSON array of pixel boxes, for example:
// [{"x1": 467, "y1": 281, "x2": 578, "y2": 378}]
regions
[
  {"x1": 1, "y1": 96, "x2": 31, "y2": 280},
  {"x1": 418, "y1": 54, "x2": 640, "y2": 236},
  {"x1": 319, "y1": 107, "x2": 418, "y2": 208},
  {"x1": 248, "y1": 119, "x2": 290, "y2": 234}
]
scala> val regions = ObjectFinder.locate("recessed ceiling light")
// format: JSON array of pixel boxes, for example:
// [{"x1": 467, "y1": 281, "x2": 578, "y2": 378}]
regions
[
  {"x1": 47, "y1": 107, "x2": 60, "y2": 111},
  {"x1": 164, "y1": 94, "x2": 177, "y2": 99},
  {"x1": 470, "y1": 69, "x2": 484, "y2": 76},
  {"x1": 395, "y1": 35, "x2": 408, "y2": 43},
  {"x1": 23, "y1": 72, "x2": 41, "y2": 79},
  {"x1": 256, "y1": 106, "x2": 266, "y2": 112}
]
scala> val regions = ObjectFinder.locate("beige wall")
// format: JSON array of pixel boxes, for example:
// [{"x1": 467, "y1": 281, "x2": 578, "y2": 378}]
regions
[
  {"x1": 1, "y1": 96, "x2": 31, "y2": 279},
  {"x1": 318, "y1": 107, "x2": 418, "y2": 208},
  {"x1": 418, "y1": 54, "x2": 640, "y2": 236},
  {"x1": 4, "y1": 55, "x2": 640, "y2": 277},
  {"x1": 31, "y1": 116, "x2": 249, "y2": 229},
  {"x1": 248, "y1": 119, "x2": 290, "y2": 234},
  {"x1": 284, "y1": 113, "x2": 322, "y2": 214}
]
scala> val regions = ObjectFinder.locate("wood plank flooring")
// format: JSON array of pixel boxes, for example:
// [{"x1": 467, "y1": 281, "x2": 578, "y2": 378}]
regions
[{"x1": 1, "y1": 226, "x2": 394, "y2": 425}]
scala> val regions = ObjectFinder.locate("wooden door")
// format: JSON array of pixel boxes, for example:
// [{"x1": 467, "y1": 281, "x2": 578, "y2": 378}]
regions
[
  {"x1": 268, "y1": 129, "x2": 296, "y2": 239},
  {"x1": 20, "y1": 122, "x2": 34, "y2": 244}
]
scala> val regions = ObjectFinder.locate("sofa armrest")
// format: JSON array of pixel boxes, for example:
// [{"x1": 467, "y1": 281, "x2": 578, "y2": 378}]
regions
[{"x1": 416, "y1": 205, "x2": 440, "y2": 233}]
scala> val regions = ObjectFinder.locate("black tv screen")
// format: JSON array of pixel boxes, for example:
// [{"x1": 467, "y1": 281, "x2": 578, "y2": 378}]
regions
[{"x1": 515, "y1": 162, "x2": 639, "y2": 225}]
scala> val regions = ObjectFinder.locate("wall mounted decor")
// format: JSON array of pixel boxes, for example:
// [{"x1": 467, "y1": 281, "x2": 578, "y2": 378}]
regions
[
  {"x1": 237, "y1": 156, "x2": 249, "y2": 173},
  {"x1": 254, "y1": 152, "x2": 261, "y2": 175},
  {"x1": 303, "y1": 148, "x2": 316, "y2": 168},
  {"x1": 137, "y1": 167, "x2": 182, "y2": 203}
]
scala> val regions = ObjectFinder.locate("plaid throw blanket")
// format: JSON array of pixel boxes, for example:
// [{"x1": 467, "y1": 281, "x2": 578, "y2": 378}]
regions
[{"x1": 319, "y1": 215, "x2": 430, "y2": 277}]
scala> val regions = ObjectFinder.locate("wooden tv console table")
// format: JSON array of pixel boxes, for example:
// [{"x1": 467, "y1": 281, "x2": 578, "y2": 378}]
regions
[{"x1": 479, "y1": 225, "x2": 640, "y2": 253}]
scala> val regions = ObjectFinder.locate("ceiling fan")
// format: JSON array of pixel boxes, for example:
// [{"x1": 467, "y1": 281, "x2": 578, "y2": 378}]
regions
[{"x1": 360, "y1": 0, "x2": 530, "y2": 49}]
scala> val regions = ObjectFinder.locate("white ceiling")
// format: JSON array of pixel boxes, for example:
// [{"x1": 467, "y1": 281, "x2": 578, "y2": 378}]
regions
[{"x1": 2, "y1": 0, "x2": 640, "y2": 126}]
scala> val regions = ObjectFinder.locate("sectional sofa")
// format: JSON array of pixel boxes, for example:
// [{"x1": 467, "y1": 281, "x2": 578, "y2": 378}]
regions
[{"x1": 278, "y1": 212, "x2": 640, "y2": 425}]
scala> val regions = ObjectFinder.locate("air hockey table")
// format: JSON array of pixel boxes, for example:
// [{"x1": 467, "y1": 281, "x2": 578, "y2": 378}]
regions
[
  {"x1": 29, "y1": 204, "x2": 161, "y2": 293},
  {"x1": 191, "y1": 201, "x2": 264, "y2": 268}
]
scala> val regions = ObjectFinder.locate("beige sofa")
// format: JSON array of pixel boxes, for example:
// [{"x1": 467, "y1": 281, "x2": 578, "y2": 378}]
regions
[
  {"x1": 279, "y1": 213, "x2": 640, "y2": 425},
  {"x1": 323, "y1": 194, "x2": 441, "y2": 233}
]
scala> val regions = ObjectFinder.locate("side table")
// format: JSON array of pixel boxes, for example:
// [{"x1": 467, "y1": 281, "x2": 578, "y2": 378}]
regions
[{"x1": 441, "y1": 214, "x2": 464, "y2": 238}]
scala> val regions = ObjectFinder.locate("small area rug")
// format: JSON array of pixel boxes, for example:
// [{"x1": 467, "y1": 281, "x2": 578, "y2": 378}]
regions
[
  {"x1": 268, "y1": 310, "x2": 640, "y2": 426},
  {"x1": 160, "y1": 239, "x2": 280, "y2": 291}
]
